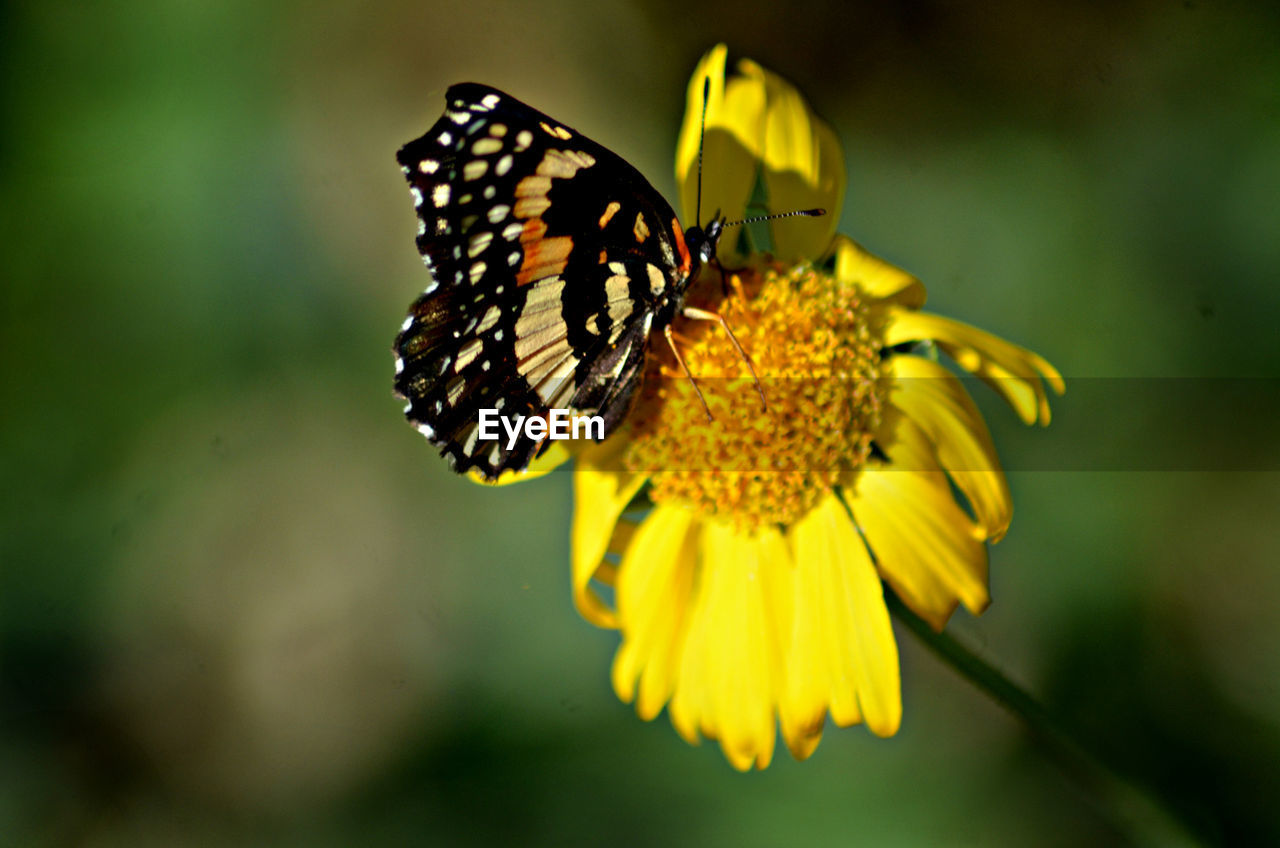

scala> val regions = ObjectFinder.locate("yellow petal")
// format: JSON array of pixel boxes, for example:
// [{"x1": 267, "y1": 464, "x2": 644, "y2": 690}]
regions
[
  {"x1": 779, "y1": 527, "x2": 835, "y2": 758},
  {"x1": 885, "y1": 309, "x2": 1064, "y2": 426},
  {"x1": 843, "y1": 433, "x2": 990, "y2": 628},
  {"x1": 886, "y1": 355, "x2": 1012, "y2": 541},
  {"x1": 759, "y1": 66, "x2": 843, "y2": 262},
  {"x1": 610, "y1": 504, "x2": 697, "y2": 719},
  {"x1": 667, "y1": 565, "x2": 709, "y2": 747},
  {"x1": 570, "y1": 439, "x2": 647, "y2": 628},
  {"x1": 791, "y1": 495, "x2": 902, "y2": 737},
  {"x1": 670, "y1": 520, "x2": 783, "y2": 770},
  {"x1": 676, "y1": 45, "x2": 766, "y2": 237},
  {"x1": 466, "y1": 441, "x2": 571, "y2": 486},
  {"x1": 833, "y1": 234, "x2": 927, "y2": 308}
]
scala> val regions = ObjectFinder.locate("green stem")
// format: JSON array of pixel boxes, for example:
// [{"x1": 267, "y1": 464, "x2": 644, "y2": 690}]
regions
[{"x1": 886, "y1": 593, "x2": 1204, "y2": 848}]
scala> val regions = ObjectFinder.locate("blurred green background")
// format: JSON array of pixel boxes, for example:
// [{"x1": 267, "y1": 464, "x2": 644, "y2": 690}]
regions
[{"x1": 4, "y1": 0, "x2": 1279, "y2": 844}]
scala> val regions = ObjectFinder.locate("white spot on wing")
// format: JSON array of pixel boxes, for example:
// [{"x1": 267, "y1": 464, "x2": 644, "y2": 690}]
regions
[
  {"x1": 477, "y1": 305, "x2": 501, "y2": 334},
  {"x1": 419, "y1": 159, "x2": 439, "y2": 174},
  {"x1": 464, "y1": 160, "x2": 488, "y2": 181},
  {"x1": 487, "y1": 204, "x2": 510, "y2": 223},
  {"x1": 646, "y1": 263, "x2": 667, "y2": 296},
  {"x1": 446, "y1": 376, "x2": 465, "y2": 406},
  {"x1": 535, "y1": 148, "x2": 595, "y2": 179},
  {"x1": 432, "y1": 183, "x2": 450, "y2": 207},
  {"x1": 463, "y1": 426, "x2": 480, "y2": 456},
  {"x1": 605, "y1": 275, "x2": 632, "y2": 327},
  {"x1": 660, "y1": 239, "x2": 676, "y2": 268},
  {"x1": 468, "y1": 231, "x2": 493, "y2": 257},
  {"x1": 455, "y1": 338, "x2": 483, "y2": 371},
  {"x1": 495, "y1": 154, "x2": 513, "y2": 176}
]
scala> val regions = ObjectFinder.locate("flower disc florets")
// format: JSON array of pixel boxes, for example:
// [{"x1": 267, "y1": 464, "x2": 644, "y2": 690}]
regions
[{"x1": 622, "y1": 264, "x2": 884, "y2": 531}]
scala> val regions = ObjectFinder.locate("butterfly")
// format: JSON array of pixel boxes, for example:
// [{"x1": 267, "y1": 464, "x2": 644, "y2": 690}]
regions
[{"x1": 393, "y1": 82, "x2": 815, "y2": 480}]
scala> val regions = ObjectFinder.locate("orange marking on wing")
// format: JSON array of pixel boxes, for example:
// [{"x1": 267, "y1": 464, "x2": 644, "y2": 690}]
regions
[
  {"x1": 513, "y1": 174, "x2": 552, "y2": 218},
  {"x1": 598, "y1": 201, "x2": 621, "y2": 229},
  {"x1": 671, "y1": 219, "x2": 692, "y2": 274},
  {"x1": 520, "y1": 217, "x2": 548, "y2": 243},
  {"x1": 516, "y1": 234, "x2": 574, "y2": 286}
]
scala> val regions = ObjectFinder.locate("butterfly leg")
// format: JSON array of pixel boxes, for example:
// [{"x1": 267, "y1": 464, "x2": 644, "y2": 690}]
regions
[
  {"x1": 680, "y1": 306, "x2": 768, "y2": 411},
  {"x1": 662, "y1": 324, "x2": 714, "y2": 423}
]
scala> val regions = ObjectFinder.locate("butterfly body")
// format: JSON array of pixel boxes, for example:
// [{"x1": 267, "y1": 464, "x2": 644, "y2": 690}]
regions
[{"x1": 394, "y1": 83, "x2": 721, "y2": 480}]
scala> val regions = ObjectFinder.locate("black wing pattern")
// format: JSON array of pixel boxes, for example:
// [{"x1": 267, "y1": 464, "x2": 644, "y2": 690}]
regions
[{"x1": 394, "y1": 83, "x2": 700, "y2": 480}]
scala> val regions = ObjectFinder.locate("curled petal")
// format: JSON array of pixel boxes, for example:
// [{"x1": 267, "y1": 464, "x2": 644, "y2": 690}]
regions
[
  {"x1": 843, "y1": 424, "x2": 990, "y2": 630},
  {"x1": 886, "y1": 355, "x2": 1013, "y2": 541},
  {"x1": 886, "y1": 309, "x2": 1064, "y2": 426}
]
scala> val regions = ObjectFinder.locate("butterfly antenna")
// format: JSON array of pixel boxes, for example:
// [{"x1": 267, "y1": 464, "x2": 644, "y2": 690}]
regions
[
  {"x1": 695, "y1": 76, "x2": 710, "y2": 228},
  {"x1": 722, "y1": 208, "x2": 827, "y2": 228}
]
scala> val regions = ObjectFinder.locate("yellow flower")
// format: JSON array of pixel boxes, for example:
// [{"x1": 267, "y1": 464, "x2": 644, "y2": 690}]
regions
[{"x1": 567, "y1": 45, "x2": 1063, "y2": 771}]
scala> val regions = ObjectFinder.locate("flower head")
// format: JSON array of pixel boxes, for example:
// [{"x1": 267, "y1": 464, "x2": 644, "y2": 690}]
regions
[{"x1": 564, "y1": 45, "x2": 1062, "y2": 770}]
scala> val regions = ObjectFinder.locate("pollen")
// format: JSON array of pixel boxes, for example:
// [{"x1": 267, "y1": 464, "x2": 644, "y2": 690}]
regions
[{"x1": 622, "y1": 264, "x2": 885, "y2": 532}]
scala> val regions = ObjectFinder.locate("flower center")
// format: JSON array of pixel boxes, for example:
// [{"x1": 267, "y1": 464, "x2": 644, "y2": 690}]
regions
[{"x1": 621, "y1": 263, "x2": 885, "y2": 532}]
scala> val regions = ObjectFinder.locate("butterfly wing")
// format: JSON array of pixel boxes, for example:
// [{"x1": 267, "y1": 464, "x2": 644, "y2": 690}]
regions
[{"x1": 394, "y1": 83, "x2": 696, "y2": 479}]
